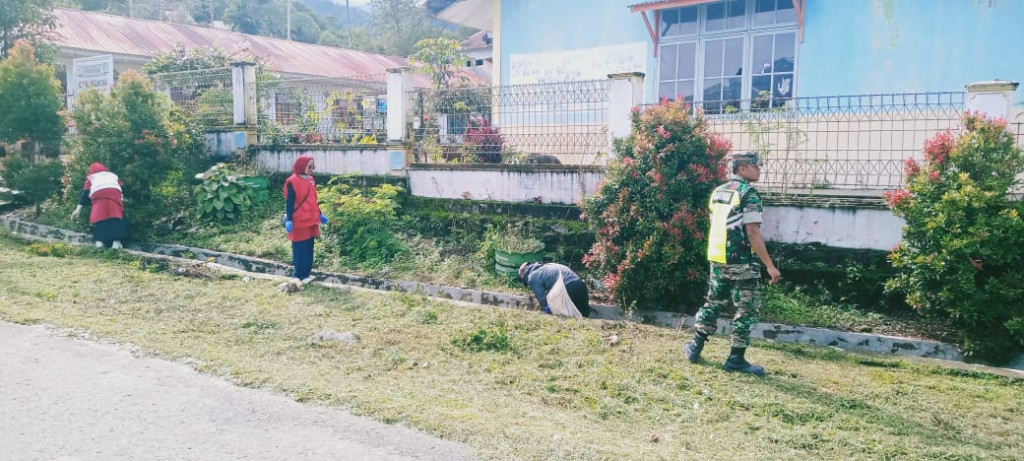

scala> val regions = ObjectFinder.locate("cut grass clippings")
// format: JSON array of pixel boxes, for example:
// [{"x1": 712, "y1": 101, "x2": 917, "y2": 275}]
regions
[
  {"x1": 23, "y1": 199, "x2": 951, "y2": 339},
  {"x1": 1, "y1": 235, "x2": 1022, "y2": 460}
]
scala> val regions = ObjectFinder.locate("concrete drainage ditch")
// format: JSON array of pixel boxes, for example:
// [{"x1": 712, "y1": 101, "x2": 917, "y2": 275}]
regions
[{"x1": 3, "y1": 215, "x2": 1022, "y2": 374}]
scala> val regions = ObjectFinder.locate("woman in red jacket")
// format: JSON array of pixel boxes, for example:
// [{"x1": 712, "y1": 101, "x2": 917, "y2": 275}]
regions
[
  {"x1": 70, "y1": 162, "x2": 127, "y2": 249},
  {"x1": 283, "y1": 155, "x2": 328, "y2": 284}
]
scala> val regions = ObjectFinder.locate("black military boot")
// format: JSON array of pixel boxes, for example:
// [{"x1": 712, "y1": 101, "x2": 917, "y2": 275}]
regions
[
  {"x1": 723, "y1": 347, "x2": 765, "y2": 376},
  {"x1": 683, "y1": 331, "x2": 709, "y2": 363}
]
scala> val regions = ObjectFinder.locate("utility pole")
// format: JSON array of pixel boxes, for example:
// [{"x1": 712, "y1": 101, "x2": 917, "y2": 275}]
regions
[
  {"x1": 346, "y1": 0, "x2": 352, "y2": 47},
  {"x1": 128, "y1": 0, "x2": 135, "y2": 18},
  {"x1": 286, "y1": 0, "x2": 292, "y2": 40}
]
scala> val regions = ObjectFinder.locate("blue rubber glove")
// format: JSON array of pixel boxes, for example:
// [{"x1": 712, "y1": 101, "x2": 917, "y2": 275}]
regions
[
  {"x1": 320, "y1": 213, "x2": 329, "y2": 225},
  {"x1": 284, "y1": 220, "x2": 293, "y2": 233}
]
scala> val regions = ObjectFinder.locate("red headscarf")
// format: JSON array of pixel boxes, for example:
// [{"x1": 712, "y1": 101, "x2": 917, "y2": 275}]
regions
[
  {"x1": 84, "y1": 162, "x2": 121, "y2": 191},
  {"x1": 89, "y1": 162, "x2": 109, "y2": 175},
  {"x1": 292, "y1": 155, "x2": 313, "y2": 176}
]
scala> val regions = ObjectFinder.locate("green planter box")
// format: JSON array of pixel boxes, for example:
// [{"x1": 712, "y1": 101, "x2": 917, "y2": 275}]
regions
[
  {"x1": 240, "y1": 176, "x2": 270, "y2": 204},
  {"x1": 495, "y1": 249, "x2": 545, "y2": 268},
  {"x1": 494, "y1": 262, "x2": 520, "y2": 279}
]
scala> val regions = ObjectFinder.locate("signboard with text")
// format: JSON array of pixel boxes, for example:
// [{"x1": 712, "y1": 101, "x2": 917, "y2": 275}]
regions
[{"x1": 71, "y1": 55, "x2": 114, "y2": 95}]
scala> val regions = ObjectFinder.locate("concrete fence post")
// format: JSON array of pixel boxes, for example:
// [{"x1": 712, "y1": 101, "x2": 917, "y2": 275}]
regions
[
  {"x1": 965, "y1": 80, "x2": 1019, "y2": 120},
  {"x1": 387, "y1": 67, "x2": 413, "y2": 143},
  {"x1": 607, "y1": 72, "x2": 646, "y2": 144},
  {"x1": 231, "y1": 61, "x2": 257, "y2": 126}
]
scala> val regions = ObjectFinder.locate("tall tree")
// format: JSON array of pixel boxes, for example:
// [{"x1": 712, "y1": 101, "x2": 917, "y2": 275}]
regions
[
  {"x1": 70, "y1": 0, "x2": 200, "y2": 22},
  {"x1": 225, "y1": 0, "x2": 284, "y2": 36},
  {"x1": 424, "y1": 0, "x2": 458, "y2": 15},
  {"x1": 370, "y1": 0, "x2": 439, "y2": 56},
  {"x1": 317, "y1": 29, "x2": 344, "y2": 48},
  {"x1": 0, "y1": 40, "x2": 65, "y2": 144},
  {"x1": 190, "y1": 0, "x2": 228, "y2": 24},
  {"x1": 409, "y1": 37, "x2": 467, "y2": 89},
  {"x1": 288, "y1": 9, "x2": 321, "y2": 43},
  {"x1": 224, "y1": 0, "x2": 321, "y2": 43},
  {"x1": 0, "y1": 0, "x2": 57, "y2": 59}
]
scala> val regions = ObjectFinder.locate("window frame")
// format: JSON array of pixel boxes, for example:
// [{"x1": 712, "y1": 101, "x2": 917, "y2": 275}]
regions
[
  {"x1": 657, "y1": 40, "x2": 700, "y2": 106},
  {"x1": 654, "y1": 0, "x2": 800, "y2": 112}
]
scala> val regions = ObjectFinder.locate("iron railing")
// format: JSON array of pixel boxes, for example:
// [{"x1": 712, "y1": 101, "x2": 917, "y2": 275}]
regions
[
  {"x1": 149, "y1": 67, "x2": 235, "y2": 127},
  {"x1": 409, "y1": 80, "x2": 610, "y2": 165},
  {"x1": 256, "y1": 74, "x2": 387, "y2": 146},
  {"x1": 1013, "y1": 108, "x2": 1024, "y2": 149},
  {"x1": 642, "y1": 92, "x2": 968, "y2": 194},
  {"x1": 1012, "y1": 108, "x2": 1024, "y2": 197}
]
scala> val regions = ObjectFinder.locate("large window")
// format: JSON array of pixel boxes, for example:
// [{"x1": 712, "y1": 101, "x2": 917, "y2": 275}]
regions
[{"x1": 656, "y1": 0, "x2": 798, "y2": 112}]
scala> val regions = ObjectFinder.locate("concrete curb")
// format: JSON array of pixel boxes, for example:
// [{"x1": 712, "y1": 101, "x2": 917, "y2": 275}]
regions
[{"x1": 4, "y1": 216, "x2": 1022, "y2": 372}]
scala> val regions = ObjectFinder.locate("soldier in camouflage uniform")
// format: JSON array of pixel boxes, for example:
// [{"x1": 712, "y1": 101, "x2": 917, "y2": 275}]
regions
[{"x1": 684, "y1": 152, "x2": 781, "y2": 376}]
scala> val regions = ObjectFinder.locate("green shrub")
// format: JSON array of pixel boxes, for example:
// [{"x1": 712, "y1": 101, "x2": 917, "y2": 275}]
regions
[
  {"x1": 581, "y1": 101, "x2": 731, "y2": 311},
  {"x1": 769, "y1": 242, "x2": 909, "y2": 313},
  {"x1": 885, "y1": 113, "x2": 1024, "y2": 363},
  {"x1": 195, "y1": 164, "x2": 254, "y2": 223},
  {"x1": 320, "y1": 181, "x2": 408, "y2": 268},
  {"x1": 0, "y1": 41, "x2": 65, "y2": 146},
  {"x1": 0, "y1": 155, "x2": 63, "y2": 215},
  {"x1": 68, "y1": 70, "x2": 207, "y2": 236}
]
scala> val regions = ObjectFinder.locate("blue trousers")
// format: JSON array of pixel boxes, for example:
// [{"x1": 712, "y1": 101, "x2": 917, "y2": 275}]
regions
[{"x1": 292, "y1": 238, "x2": 315, "y2": 280}]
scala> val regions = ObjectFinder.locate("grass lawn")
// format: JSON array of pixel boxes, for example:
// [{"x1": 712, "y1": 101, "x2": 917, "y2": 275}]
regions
[
  {"x1": 29, "y1": 196, "x2": 525, "y2": 294},
  {"x1": 1, "y1": 235, "x2": 1021, "y2": 460},
  {"x1": 23, "y1": 198, "x2": 952, "y2": 341}
]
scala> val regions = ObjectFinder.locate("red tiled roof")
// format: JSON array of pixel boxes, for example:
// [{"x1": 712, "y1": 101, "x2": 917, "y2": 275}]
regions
[{"x1": 51, "y1": 8, "x2": 472, "y2": 87}]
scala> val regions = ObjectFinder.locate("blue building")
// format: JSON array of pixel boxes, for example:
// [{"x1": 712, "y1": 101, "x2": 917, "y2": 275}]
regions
[{"x1": 439, "y1": 0, "x2": 1024, "y2": 105}]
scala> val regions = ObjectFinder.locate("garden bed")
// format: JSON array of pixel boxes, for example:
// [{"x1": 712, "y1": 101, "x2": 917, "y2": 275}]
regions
[{"x1": 15, "y1": 195, "x2": 957, "y2": 344}]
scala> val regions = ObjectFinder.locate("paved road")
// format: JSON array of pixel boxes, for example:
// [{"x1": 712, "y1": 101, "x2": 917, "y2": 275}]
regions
[{"x1": 0, "y1": 322, "x2": 474, "y2": 461}]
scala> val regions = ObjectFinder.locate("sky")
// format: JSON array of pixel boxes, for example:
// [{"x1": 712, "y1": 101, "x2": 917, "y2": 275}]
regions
[{"x1": 328, "y1": 0, "x2": 371, "y2": 11}]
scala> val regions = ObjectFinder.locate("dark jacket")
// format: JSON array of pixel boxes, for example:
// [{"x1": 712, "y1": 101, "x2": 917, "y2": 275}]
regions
[{"x1": 521, "y1": 263, "x2": 582, "y2": 310}]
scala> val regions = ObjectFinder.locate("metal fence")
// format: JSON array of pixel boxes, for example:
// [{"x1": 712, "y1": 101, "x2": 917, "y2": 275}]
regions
[
  {"x1": 1012, "y1": 108, "x2": 1024, "y2": 197},
  {"x1": 409, "y1": 80, "x2": 610, "y2": 164},
  {"x1": 256, "y1": 74, "x2": 387, "y2": 146},
  {"x1": 1014, "y1": 108, "x2": 1024, "y2": 149},
  {"x1": 150, "y1": 67, "x2": 234, "y2": 127},
  {"x1": 681, "y1": 92, "x2": 968, "y2": 194}
]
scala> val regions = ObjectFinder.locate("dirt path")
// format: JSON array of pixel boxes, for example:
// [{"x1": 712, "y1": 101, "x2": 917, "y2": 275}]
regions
[{"x1": 0, "y1": 321, "x2": 474, "y2": 461}]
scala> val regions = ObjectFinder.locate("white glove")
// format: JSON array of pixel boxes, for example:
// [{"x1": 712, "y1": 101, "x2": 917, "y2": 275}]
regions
[{"x1": 71, "y1": 205, "x2": 82, "y2": 220}]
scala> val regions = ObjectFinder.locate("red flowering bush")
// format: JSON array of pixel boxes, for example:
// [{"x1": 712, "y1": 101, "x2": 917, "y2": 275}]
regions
[
  {"x1": 582, "y1": 101, "x2": 730, "y2": 311},
  {"x1": 465, "y1": 117, "x2": 504, "y2": 163},
  {"x1": 886, "y1": 113, "x2": 1024, "y2": 363}
]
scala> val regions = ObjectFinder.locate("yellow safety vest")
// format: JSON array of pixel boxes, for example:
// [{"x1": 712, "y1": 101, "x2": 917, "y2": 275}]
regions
[{"x1": 707, "y1": 187, "x2": 740, "y2": 264}]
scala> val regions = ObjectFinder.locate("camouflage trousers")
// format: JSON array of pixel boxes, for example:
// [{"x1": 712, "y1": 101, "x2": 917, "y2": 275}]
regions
[{"x1": 694, "y1": 263, "x2": 762, "y2": 348}]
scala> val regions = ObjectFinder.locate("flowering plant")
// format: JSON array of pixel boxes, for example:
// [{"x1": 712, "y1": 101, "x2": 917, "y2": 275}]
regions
[
  {"x1": 886, "y1": 113, "x2": 1024, "y2": 363},
  {"x1": 581, "y1": 100, "x2": 730, "y2": 311}
]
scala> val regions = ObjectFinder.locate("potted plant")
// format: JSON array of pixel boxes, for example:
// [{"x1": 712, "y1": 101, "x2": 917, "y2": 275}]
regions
[{"x1": 231, "y1": 158, "x2": 270, "y2": 205}]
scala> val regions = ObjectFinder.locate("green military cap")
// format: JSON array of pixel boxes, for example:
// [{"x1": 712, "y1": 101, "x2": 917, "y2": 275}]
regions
[{"x1": 730, "y1": 152, "x2": 763, "y2": 167}]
